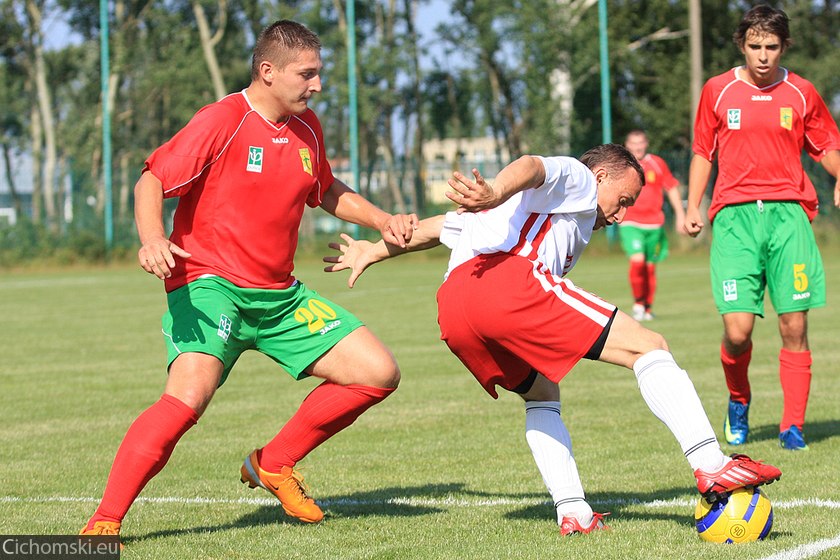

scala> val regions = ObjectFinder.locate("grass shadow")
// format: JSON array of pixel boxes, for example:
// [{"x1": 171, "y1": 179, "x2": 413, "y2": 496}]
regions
[
  {"x1": 737, "y1": 418, "x2": 840, "y2": 446},
  {"x1": 128, "y1": 483, "x2": 461, "y2": 545}
]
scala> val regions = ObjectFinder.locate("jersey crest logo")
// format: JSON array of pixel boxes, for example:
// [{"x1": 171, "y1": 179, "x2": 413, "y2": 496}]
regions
[
  {"x1": 780, "y1": 107, "x2": 792, "y2": 130},
  {"x1": 299, "y1": 148, "x2": 313, "y2": 176},
  {"x1": 646, "y1": 170, "x2": 657, "y2": 184},
  {"x1": 727, "y1": 109, "x2": 741, "y2": 130},
  {"x1": 247, "y1": 146, "x2": 264, "y2": 173}
]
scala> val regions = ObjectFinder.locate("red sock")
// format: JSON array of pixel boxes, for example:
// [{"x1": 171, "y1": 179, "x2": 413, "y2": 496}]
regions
[
  {"x1": 629, "y1": 260, "x2": 647, "y2": 305},
  {"x1": 86, "y1": 395, "x2": 198, "y2": 528},
  {"x1": 721, "y1": 343, "x2": 752, "y2": 404},
  {"x1": 645, "y1": 263, "x2": 657, "y2": 310},
  {"x1": 779, "y1": 348, "x2": 811, "y2": 431},
  {"x1": 259, "y1": 382, "x2": 395, "y2": 471}
]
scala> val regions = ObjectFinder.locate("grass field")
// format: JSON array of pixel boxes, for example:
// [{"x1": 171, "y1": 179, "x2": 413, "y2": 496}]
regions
[{"x1": 1, "y1": 241, "x2": 839, "y2": 560}]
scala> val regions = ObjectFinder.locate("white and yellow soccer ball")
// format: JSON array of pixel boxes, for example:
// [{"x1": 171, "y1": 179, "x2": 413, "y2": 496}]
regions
[{"x1": 694, "y1": 487, "x2": 774, "y2": 543}]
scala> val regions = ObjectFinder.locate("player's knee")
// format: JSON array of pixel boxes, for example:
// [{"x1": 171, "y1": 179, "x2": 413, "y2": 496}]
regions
[
  {"x1": 367, "y1": 358, "x2": 401, "y2": 389},
  {"x1": 724, "y1": 331, "x2": 752, "y2": 353},
  {"x1": 641, "y1": 330, "x2": 669, "y2": 354}
]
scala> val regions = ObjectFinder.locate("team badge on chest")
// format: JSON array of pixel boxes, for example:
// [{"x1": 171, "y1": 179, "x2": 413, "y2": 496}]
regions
[
  {"x1": 780, "y1": 107, "x2": 792, "y2": 130},
  {"x1": 299, "y1": 148, "x2": 313, "y2": 176}
]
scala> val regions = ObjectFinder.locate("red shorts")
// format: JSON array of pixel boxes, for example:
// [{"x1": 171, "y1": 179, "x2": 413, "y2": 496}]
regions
[{"x1": 436, "y1": 253, "x2": 616, "y2": 398}]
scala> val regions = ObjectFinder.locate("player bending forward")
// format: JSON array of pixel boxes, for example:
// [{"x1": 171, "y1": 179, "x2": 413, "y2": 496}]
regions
[{"x1": 325, "y1": 145, "x2": 781, "y2": 535}]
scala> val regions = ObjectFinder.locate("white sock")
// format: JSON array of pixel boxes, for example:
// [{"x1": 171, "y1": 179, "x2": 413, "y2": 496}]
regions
[
  {"x1": 524, "y1": 401, "x2": 592, "y2": 524},
  {"x1": 633, "y1": 350, "x2": 728, "y2": 472}
]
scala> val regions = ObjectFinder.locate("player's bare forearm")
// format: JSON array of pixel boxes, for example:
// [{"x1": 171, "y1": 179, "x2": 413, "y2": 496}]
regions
[
  {"x1": 819, "y1": 150, "x2": 840, "y2": 207},
  {"x1": 446, "y1": 155, "x2": 545, "y2": 213},
  {"x1": 321, "y1": 180, "x2": 419, "y2": 246},
  {"x1": 134, "y1": 171, "x2": 191, "y2": 279},
  {"x1": 324, "y1": 215, "x2": 444, "y2": 288},
  {"x1": 685, "y1": 155, "x2": 712, "y2": 236},
  {"x1": 666, "y1": 186, "x2": 687, "y2": 234}
]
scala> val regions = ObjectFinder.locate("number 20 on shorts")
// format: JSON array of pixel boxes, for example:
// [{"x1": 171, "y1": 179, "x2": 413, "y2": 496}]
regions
[{"x1": 294, "y1": 299, "x2": 339, "y2": 333}]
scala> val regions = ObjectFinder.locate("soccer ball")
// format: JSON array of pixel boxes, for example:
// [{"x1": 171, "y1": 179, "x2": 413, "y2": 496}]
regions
[{"x1": 694, "y1": 487, "x2": 774, "y2": 543}]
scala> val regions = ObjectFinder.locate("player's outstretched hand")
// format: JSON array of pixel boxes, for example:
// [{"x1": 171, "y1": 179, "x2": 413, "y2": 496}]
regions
[
  {"x1": 138, "y1": 236, "x2": 191, "y2": 280},
  {"x1": 380, "y1": 213, "x2": 419, "y2": 248},
  {"x1": 324, "y1": 233, "x2": 380, "y2": 288},
  {"x1": 446, "y1": 168, "x2": 501, "y2": 214},
  {"x1": 684, "y1": 206, "x2": 705, "y2": 237}
]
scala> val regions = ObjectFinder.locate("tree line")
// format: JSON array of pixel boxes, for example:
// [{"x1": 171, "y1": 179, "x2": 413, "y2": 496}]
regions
[{"x1": 1, "y1": 0, "x2": 838, "y2": 245}]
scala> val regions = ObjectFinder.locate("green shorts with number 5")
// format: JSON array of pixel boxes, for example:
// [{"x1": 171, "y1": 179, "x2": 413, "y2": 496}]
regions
[
  {"x1": 710, "y1": 201, "x2": 825, "y2": 317},
  {"x1": 162, "y1": 276, "x2": 363, "y2": 386}
]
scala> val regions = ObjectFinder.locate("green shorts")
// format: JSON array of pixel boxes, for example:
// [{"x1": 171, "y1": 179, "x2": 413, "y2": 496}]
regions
[
  {"x1": 710, "y1": 201, "x2": 825, "y2": 317},
  {"x1": 162, "y1": 276, "x2": 364, "y2": 386},
  {"x1": 618, "y1": 225, "x2": 669, "y2": 263}
]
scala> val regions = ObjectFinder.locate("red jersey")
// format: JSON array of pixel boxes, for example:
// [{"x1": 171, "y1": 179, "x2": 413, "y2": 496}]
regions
[
  {"x1": 621, "y1": 153, "x2": 679, "y2": 227},
  {"x1": 692, "y1": 67, "x2": 840, "y2": 221},
  {"x1": 144, "y1": 91, "x2": 334, "y2": 292}
]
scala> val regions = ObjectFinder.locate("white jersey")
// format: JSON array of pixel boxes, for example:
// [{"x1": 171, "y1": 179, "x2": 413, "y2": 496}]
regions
[{"x1": 440, "y1": 156, "x2": 597, "y2": 280}]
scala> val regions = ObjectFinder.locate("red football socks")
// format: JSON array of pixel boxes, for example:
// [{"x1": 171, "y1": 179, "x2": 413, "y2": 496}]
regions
[
  {"x1": 258, "y1": 382, "x2": 395, "y2": 472},
  {"x1": 629, "y1": 260, "x2": 647, "y2": 305},
  {"x1": 721, "y1": 343, "x2": 752, "y2": 404},
  {"x1": 86, "y1": 394, "x2": 199, "y2": 528},
  {"x1": 645, "y1": 263, "x2": 657, "y2": 309},
  {"x1": 779, "y1": 348, "x2": 811, "y2": 431}
]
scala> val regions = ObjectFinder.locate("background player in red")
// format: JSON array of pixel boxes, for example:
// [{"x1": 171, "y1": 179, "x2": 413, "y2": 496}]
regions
[
  {"x1": 80, "y1": 20, "x2": 417, "y2": 540},
  {"x1": 619, "y1": 129, "x2": 686, "y2": 321},
  {"x1": 326, "y1": 146, "x2": 781, "y2": 536},
  {"x1": 686, "y1": 5, "x2": 840, "y2": 450}
]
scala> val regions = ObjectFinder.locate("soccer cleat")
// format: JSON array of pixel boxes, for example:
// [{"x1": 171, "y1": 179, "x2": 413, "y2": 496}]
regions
[
  {"x1": 723, "y1": 399, "x2": 750, "y2": 445},
  {"x1": 559, "y1": 512, "x2": 610, "y2": 536},
  {"x1": 632, "y1": 303, "x2": 645, "y2": 322},
  {"x1": 79, "y1": 521, "x2": 122, "y2": 549},
  {"x1": 694, "y1": 453, "x2": 781, "y2": 502},
  {"x1": 240, "y1": 449, "x2": 324, "y2": 523},
  {"x1": 779, "y1": 425, "x2": 809, "y2": 451},
  {"x1": 642, "y1": 311, "x2": 655, "y2": 321}
]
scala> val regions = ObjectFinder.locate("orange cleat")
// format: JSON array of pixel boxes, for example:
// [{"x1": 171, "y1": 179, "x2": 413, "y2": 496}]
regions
[
  {"x1": 240, "y1": 449, "x2": 324, "y2": 523},
  {"x1": 79, "y1": 520, "x2": 122, "y2": 550}
]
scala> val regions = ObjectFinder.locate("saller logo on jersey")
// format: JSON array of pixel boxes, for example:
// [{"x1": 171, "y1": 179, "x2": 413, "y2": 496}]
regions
[
  {"x1": 780, "y1": 107, "x2": 793, "y2": 130},
  {"x1": 247, "y1": 146, "x2": 264, "y2": 173},
  {"x1": 723, "y1": 279, "x2": 738, "y2": 302},
  {"x1": 299, "y1": 148, "x2": 313, "y2": 176},
  {"x1": 727, "y1": 109, "x2": 741, "y2": 130}
]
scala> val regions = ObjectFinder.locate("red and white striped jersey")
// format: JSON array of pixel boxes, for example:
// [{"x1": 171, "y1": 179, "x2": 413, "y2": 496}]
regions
[{"x1": 440, "y1": 156, "x2": 597, "y2": 280}]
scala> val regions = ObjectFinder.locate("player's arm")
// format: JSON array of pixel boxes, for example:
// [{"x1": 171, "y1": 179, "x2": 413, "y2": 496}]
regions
[
  {"x1": 134, "y1": 170, "x2": 191, "y2": 279},
  {"x1": 685, "y1": 154, "x2": 712, "y2": 237},
  {"x1": 320, "y1": 178, "x2": 419, "y2": 247},
  {"x1": 818, "y1": 149, "x2": 840, "y2": 207},
  {"x1": 446, "y1": 155, "x2": 546, "y2": 214},
  {"x1": 666, "y1": 183, "x2": 687, "y2": 235},
  {"x1": 324, "y1": 215, "x2": 445, "y2": 288}
]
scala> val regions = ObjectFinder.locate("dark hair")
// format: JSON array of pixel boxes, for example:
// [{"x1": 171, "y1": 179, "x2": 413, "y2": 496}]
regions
[
  {"x1": 251, "y1": 20, "x2": 321, "y2": 80},
  {"x1": 625, "y1": 129, "x2": 647, "y2": 140},
  {"x1": 733, "y1": 4, "x2": 791, "y2": 50},
  {"x1": 579, "y1": 144, "x2": 645, "y2": 186}
]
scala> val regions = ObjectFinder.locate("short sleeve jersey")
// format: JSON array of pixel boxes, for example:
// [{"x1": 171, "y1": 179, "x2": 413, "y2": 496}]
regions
[
  {"x1": 144, "y1": 91, "x2": 335, "y2": 292},
  {"x1": 440, "y1": 156, "x2": 597, "y2": 280},
  {"x1": 692, "y1": 67, "x2": 840, "y2": 222},
  {"x1": 621, "y1": 153, "x2": 679, "y2": 227}
]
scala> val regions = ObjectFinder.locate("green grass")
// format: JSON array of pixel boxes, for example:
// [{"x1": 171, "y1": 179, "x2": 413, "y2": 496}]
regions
[{"x1": 1, "y1": 243, "x2": 839, "y2": 560}]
